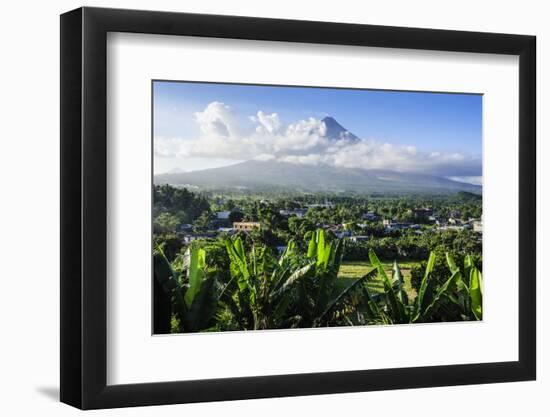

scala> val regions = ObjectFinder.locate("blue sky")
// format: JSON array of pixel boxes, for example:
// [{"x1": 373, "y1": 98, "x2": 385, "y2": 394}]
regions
[{"x1": 153, "y1": 81, "x2": 482, "y2": 181}]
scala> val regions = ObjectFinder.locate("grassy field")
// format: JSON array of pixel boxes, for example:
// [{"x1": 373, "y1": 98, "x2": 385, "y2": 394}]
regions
[{"x1": 338, "y1": 260, "x2": 418, "y2": 300}]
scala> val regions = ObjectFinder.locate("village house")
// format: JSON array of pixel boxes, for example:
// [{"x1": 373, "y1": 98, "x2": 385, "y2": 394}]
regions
[
  {"x1": 182, "y1": 232, "x2": 215, "y2": 244},
  {"x1": 306, "y1": 200, "x2": 335, "y2": 209},
  {"x1": 349, "y1": 235, "x2": 369, "y2": 243},
  {"x1": 473, "y1": 219, "x2": 482, "y2": 233},
  {"x1": 324, "y1": 224, "x2": 352, "y2": 239},
  {"x1": 233, "y1": 221, "x2": 261, "y2": 232},
  {"x1": 361, "y1": 211, "x2": 379, "y2": 221},
  {"x1": 216, "y1": 211, "x2": 231, "y2": 220},
  {"x1": 335, "y1": 230, "x2": 352, "y2": 239},
  {"x1": 412, "y1": 208, "x2": 433, "y2": 220},
  {"x1": 383, "y1": 219, "x2": 416, "y2": 231},
  {"x1": 438, "y1": 224, "x2": 469, "y2": 232},
  {"x1": 177, "y1": 223, "x2": 193, "y2": 233},
  {"x1": 279, "y1": 208, "x2": 308, "y2": 218}
]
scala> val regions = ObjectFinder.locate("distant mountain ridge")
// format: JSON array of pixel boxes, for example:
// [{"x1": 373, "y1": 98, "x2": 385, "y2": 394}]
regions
[
  {"x1": 155, "y1": 159, "x2": 481, "y2": 195},
  {"x1": 155, "y1": 116, "x2": 481, "y2": 195}
]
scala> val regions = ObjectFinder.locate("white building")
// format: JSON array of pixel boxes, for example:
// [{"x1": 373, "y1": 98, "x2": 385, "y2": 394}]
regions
[
  {"x1": 349, "y1": 235, "x2": 369, "y2": 243},
  {"x1": 279, "y1": 208, "x2": 307, "y2": 218},
  {"x1": 473, "y1": 219, "x2": 483, "y2": 233}
]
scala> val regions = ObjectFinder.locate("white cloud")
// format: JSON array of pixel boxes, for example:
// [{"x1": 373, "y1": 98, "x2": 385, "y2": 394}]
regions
[
  {"x1": 155, "y1": 101, "x2": 481, "y2": 176},
  {"x1": 256, "y1": 111, "x2": 282, "y2": 134},
  {"x1": 446, "y1": 176, "x2": 483, "y2": 186},
  {"x1": 253, "y1": 153, "x2": 276, "y2": 162},
  {"x1": 194, "y1": 101, "x2": 239, "y2": 138},
  {"x1": 154, "y1": 136, "x2": 183, "y2": 158}
]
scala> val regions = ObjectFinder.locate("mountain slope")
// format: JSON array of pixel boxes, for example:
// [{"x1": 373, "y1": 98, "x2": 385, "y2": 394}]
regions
[
  {"x1": 321, "y1": 116, "x2": 360, "y2": 142},
  {"x1": 155, "y1": 160, "x2": 481, "y2": 194}
]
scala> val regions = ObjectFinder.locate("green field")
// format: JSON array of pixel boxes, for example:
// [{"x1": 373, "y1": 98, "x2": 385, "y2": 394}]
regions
[{"x1": 338, "y1": 260, "x2": 418, "y2": 300}]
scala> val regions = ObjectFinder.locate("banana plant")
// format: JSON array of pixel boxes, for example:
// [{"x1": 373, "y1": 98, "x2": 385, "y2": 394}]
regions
[
  {"x1": 364, "y1": 249, "x2": 483, "y2": 324},
  {"x1": 443, "y1": 253, "x2": 483, "y2": 320},
  {"x1": 153, "y1": 244, "x2": 179, "y2": 333},
  {"x1": 368, "y1": 249, "x2": 410, "y2": 323},
  {"x1": 222, "y1": 230, "x2": 376, "y2": 329},
  {"x1": 411, "y1": 251, "x2": 438, "y2": 322},
  {"x1": 154, "y1": 245, "x2": 218, "y2": 333},
  {"x1": 223, "y1": 236, "x2": 314, "y2": 330},
  {"x1": 292, "y1": 230, "x2": 375, "y2": 327}
]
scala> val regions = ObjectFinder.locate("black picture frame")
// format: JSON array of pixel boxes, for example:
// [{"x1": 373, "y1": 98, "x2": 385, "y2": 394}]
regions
[{"x1": 60, "y1": 6, "x2": 536, "y2": 410}]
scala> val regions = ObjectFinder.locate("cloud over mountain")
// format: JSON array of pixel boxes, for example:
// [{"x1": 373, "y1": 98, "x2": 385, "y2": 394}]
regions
[{"x1": 154, "y1": 101, "x2": 481, "y2": 177}]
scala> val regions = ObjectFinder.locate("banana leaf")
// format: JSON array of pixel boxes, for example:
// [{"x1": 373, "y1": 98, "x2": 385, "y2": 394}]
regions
[
  {"x1": 316, "y1": 230, "x2": 332, "y2": 269},
  {"x1": 446, "y1": 252, "x2": 459, "y2": 273},
  {"x1": 445, "y1": 252, "x2": 469, "y2": 298},
  {"x1": 423, "y1": 270, "x2": 460, "y2": 318},
  {"x1": 314, "y1": 270, "x2": 336, "y2": 318},
  {"x1": 307, "y1": 232, "x2": 316, "y2": 258},
  {"x1": 369, "y1": 249, "x2": 406, "y2": 323},
  {"x1": 181, "y1": 277, "x2": 217, "y2": 332},
  {"x1": 330, "y1": 239, "x2": 345, "y2": 272},
  {"x1": 271, "y1": 292, "x2": 293, "y2": 323},
  {"x1": 279, "y1": 240, "x2": 296, "y2": 265},
  {"x1": 276, "y1": 263, "x2": 314, "y2": 295},
  {"x1": 469, "y1": 267, "x2": 483, "y2": 320},
  {"x1": 392, "y1": 260, "x2": 408, "y2": 306},
  {"x1": 464, "y1": 255, "x2": 474, "y2": 287},
  {"x1": 153, "y1": 245, "x2": 178, "y2": 292},
  {"x1": 413, "y1": 251, "x2": 436, "y2": 322},
  {"x1": 225, "y1": 238, "x2": 251, "y2": 291},
  {"x1": 318, "y1": 268, "x2": 378, "y2": 321},
  {"x1": 270, "y1": 264, "x2": 291, "y2": 294},
  {"x1": 184, "y1": 247, "x2": 206, "y2": 307}
]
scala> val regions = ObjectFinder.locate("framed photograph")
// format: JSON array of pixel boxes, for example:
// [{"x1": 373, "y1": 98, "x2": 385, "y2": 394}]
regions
[{"x1": 60, "y1": 6, "x2": 536, "y2": 409}]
